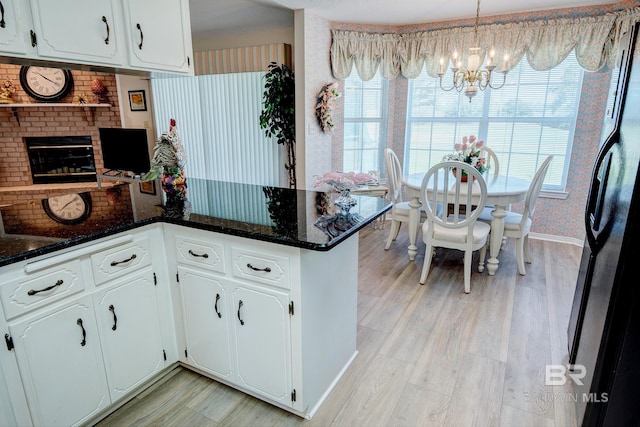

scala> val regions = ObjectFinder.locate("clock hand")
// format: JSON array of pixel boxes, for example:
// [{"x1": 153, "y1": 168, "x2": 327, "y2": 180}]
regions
[
  {"x1": 34, "y1": 72, "x2": 61, "y2": 87},
  {"x1": 60, "y1": 199, "x2": 77, "y2": 211}
]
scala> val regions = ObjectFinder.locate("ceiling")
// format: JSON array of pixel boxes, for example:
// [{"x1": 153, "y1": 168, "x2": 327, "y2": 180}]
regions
[{"x1": 189, "y1": 0, "x2": 620, "y2": 40}]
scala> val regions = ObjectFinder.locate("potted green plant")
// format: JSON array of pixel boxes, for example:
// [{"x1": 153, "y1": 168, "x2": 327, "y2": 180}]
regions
[{"x1": 260, "y1": 62, "x2": 296, "y2": 188}]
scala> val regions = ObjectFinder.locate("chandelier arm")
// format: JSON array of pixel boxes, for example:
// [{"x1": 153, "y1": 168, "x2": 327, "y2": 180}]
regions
[
  {"x1": 488, "y1": 71, "x2": 507, "y2": 90},
  {"x1": 477, "y1": 70, "x2": 490, "y2": 90},
  {"x1": 438, "y1": 74, "x2": 457, "y2": 92}
]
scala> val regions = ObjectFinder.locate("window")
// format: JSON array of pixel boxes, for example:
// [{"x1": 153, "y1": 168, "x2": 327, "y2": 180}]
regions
[
  {"x1": 405, "y1": 52, "x2": 583, "y2": 191},
  {"x1": 343, "y1": 69, "x2": 389, "y2": 175}
]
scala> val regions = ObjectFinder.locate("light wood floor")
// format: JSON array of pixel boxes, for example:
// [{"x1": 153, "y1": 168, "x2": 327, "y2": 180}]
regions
[{"x1": 96, "y1": 224, "x2": 582, "y2": 427}]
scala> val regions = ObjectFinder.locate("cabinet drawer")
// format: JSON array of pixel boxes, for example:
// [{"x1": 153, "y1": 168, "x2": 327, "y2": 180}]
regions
[
  {"x1": 175, "y1": 235, "x2": 226, "y2": 273},
  {"x1": 0, "y1": 260, "x2": 84, "y2": 320},
  {"x1": 91, "y1": 238, "x2": 151, "y2": 285},
  {"x1": 231, "y1": 248, "x2": 290, "y2": 289}
]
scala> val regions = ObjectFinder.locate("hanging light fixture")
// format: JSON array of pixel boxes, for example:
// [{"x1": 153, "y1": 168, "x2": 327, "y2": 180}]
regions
[{"x1": 437, "y1": 0, "x2": 509, "y2": 101}]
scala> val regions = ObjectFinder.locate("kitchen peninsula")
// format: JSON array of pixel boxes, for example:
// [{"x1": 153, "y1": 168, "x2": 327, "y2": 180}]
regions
[{"x1": 0, "y1": 179, "x2": 389, "y2": 426}]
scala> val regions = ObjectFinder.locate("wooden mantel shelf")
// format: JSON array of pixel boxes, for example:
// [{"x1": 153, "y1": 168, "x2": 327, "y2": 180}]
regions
[{"x1": 0, "y1": 103, "x2": 112, "y2": 125}]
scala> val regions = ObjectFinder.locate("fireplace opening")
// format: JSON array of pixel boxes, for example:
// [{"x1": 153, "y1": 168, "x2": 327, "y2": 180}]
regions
[{"x1": 25, "y1": 136, "x2": 97, "y2": 184}]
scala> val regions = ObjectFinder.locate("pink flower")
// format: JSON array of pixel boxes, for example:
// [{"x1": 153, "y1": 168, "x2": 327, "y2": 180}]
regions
[
  {"x1": 454, "y1": 143, "x2": 462, "y2": 151},
  {"x1": 462, "y1": 136, "x2": 468, "y2": 144},
  {"x1": 469, "y1": 135, "x2": 476, "y2": 143}
]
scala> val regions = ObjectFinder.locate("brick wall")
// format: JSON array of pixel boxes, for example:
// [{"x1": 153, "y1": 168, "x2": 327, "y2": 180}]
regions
[{"x1": 0, "y1": 63, "x2": 122, "y2": 188}]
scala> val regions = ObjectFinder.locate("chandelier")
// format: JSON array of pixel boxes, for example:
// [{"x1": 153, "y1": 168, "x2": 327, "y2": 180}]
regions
[{"x1": 437, "y1": 0, "x2": 509, "y2": 101}]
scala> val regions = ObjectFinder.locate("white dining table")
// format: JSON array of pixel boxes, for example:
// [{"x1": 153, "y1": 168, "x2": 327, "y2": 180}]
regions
[{"x1": 402, "y1": 172, "x2": 531, "y2": 275}]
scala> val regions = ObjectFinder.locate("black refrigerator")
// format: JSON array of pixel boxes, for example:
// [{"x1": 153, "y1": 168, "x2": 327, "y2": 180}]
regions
[{"x1": 567, "y1": 21, "x2": 640, "y2": 426}]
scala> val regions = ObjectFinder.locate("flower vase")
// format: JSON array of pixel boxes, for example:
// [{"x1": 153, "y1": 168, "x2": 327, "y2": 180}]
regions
[{"x1": 452, "y1": 168, "x2": 476, "y2": 182}]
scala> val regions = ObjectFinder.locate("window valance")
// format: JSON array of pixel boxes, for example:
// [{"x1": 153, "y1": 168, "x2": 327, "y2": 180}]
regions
[{"x1": 330, "y1": 7, "x2": 640, "y2": 80}]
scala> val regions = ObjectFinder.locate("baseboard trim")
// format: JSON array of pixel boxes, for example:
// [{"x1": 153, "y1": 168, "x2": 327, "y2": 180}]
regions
[{"x1": 529, "y1": 232, "x2": 583, "y2": 247}]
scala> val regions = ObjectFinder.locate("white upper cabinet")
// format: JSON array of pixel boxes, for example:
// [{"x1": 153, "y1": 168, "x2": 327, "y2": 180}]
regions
[
  {"x1": 0, "y1": 0, "x2": 27, "y2": 54},
  {"x1": 122, "y1": 0, "x2": 192, "y2": 73},
  {"x1": 29, "y1": 0, "x2": 123, "y2": 65}
]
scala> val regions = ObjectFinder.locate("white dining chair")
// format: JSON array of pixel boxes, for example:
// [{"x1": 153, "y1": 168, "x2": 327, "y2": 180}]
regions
[
  {"x1": 478, "y1": 155, "x2": 553, "y2": 275},
  {"x1": 419, "y1": 161, "x2": 490, "y2": 293},
  {"x1": 479, "y1": 146, "x2": 499, "y2": 178},
  {"x1": 384, "y1": 148, "x2": 428, "y2": 249}
]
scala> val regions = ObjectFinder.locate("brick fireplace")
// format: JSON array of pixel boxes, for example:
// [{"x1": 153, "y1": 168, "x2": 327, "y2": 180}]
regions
[{"x1": 0, "y1": 64, "x2": 121, "y2": 204}]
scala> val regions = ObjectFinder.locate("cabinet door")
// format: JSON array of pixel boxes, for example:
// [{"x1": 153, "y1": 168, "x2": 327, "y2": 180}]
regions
[
  {"x1": 10, "y1": 297, "x2": 110, "y2": 427},
  {"x1": 122, "y1": 0, "x2": 192, "y2": 73},
  {"x1": 94, "y1": 268, "x2": 165, "y2": 403},
  {"x1": 231, "y1": 283, "x2": 293, "y2": 407},
  {"x1": 29, "y1": 0, "x2": 122, "y2": 65},
  {"x1": 178, "y1": 266, "x2": 233, "y2": 380},
  {"x1": 0, "y1": 0, "x2": 27, "y2": 54}
]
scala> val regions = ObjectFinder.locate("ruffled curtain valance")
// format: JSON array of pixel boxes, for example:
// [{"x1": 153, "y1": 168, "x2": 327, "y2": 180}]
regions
[{"x1": 331, "y1": 7, "x2": 640, "y2": 80}]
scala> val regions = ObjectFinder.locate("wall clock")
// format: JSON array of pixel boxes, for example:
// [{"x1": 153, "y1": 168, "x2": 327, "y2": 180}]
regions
[
  {"x1": 19, "y1": 66, "x2": 74, "y2": 102},
  {"x1": 42, "y1": 193, "x2": 92, "y2": 225}
]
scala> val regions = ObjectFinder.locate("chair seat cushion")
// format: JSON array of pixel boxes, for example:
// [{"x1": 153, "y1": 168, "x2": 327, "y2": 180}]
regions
[
  {"x1": 423, "y1": 220, "x2": 491, "y2": 244},
  {"x1": 393, "y1": 201, "x2": 442, "y2": 218},
  {"x1": 478, "y1": 208, "x2": 532, "y2": 232}
]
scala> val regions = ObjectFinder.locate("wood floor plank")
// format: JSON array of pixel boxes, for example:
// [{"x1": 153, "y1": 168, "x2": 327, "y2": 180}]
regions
[
  {"x1": 185, "y1": 380, "x2": 248, "y2": 423},
  {"x1": 500, "y1": 404, "x2": 554, "y2": 427},
  {"x1": 359, "y1": 261, "x2": 423, "y2": 333},
  {"x1": 305, "y1": 325, "x2": 389, "y2": 427},
  {"x1": 331, "y1": 354, "x2": 415, "y2": 427},
  {"x1": 444, "y1": 352, "x2": 506, "y2": 427},
  {"x1": 409, "y1": 262, "x2": 479, "y2": 396},
  {"x1": 465, "y1": 241, "x2": 517, "y2": 363},
  {"x1": 544, "y1": 240, "x2": 582, "y2": 354},
  {"x1": 386, "y1": 383, "x2": 450, "y2": 427},
  {"x1": 502, "y1": 240, "x2": 554, "y2": 419}
]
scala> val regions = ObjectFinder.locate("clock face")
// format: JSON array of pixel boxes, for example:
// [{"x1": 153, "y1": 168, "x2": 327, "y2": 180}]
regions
[
  {"x1": 19, "y1": 66, "x2": 74, "y2": 102},
  {"x1": 42, "y1": 193, "x2": 92, "y2": 225}
]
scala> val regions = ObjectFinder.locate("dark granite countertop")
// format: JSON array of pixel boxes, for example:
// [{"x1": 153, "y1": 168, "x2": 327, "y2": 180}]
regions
[{"x1": 0, "y1": 178, "x2": 390, "y2": 267}]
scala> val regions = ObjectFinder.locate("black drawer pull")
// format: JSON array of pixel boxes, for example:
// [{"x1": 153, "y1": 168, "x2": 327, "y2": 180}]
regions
[
  {"x1": 109, "y1": 305, "x2": 118, "y2": 331},
  {"x1": 110, "y1": 253, "x2": 137, "y2": 267},
  {"x1": 27, "y1": 279, "x2": 63, "y2": 296},
  {"x1": 214, "y1": 294, "x2": 222, "y2": 318},
  {"x1": 136, "y1": 23, "x2": 143, "y2": 49},
  {"x1": 246, "y1": 263, "x2": 271, "y2": 273},
  {"x1": 0, "y1": 2, "x2": 6, "y2": 29},
  {"x1": 102, "y1": 16, "x2": 110, "y2": 44},
  {"x1": 77, "y1": 318, "x2": 86, "y2": 346},
  {"x1": 237, "y1": 300, "x2": 244, "y2": 325},
  {"x1": 188, "y1": 249, "x2": 209, "y2": 259}
]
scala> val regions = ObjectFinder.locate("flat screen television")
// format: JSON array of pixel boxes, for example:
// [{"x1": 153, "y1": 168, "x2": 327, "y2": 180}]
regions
[{"x1": 99, "y1": 127, "x2": 151, "y2": 175}]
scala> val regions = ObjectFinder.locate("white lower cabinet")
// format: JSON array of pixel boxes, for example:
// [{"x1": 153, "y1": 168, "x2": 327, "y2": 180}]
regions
[
  {"x1": 232, "y1": 283, "x2": 292, "y2": 406},
  {"x1": 177, "y1": 265, "x2": 293, "y2": 408},
  {"x1": 178, "y1": 266, "x2": 233, "y2": 380},
  {"x1": 93, "y1": 267, "x2": 166, "y2": 403},
  {"x1": 0, "y1": 227, "x2": 174, "y2": 426},
  {"x1": 9, "y1": 297, "x2": 110, "y2": 426}
]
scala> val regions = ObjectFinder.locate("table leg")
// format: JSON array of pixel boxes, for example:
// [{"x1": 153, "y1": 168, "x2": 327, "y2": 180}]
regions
[
  {"x1": 407, "y1": 195, "x2": 421, "y2": 261},
  {"x1": 487, "y1": 205, "x2": 507, "y2": 275}
]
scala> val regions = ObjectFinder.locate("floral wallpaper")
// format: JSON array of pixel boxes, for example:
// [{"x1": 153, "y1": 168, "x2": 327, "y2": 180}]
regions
[{"x1": 300, "y1": 1, "x2": 638, "y2": 241}]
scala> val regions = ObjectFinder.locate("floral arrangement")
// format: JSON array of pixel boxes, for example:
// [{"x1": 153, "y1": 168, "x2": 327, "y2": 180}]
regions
[
  {"x1": 142, "y1": 119, "x2": 187, "y2": 192},
  {"x1": 313, "y1": 171, "x2": 377, "y2": 191},
  {"x1": 442, "y1": 135, "x2": 488, "y2": 176},
  {"x1": 315, "y1": 82, "x2": 340, "y2": 134}
]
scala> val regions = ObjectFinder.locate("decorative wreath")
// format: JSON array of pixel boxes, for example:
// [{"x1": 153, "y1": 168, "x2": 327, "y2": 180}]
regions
[{"x1": 315, "y1": 82, "x2": 341, "y2": 134}]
